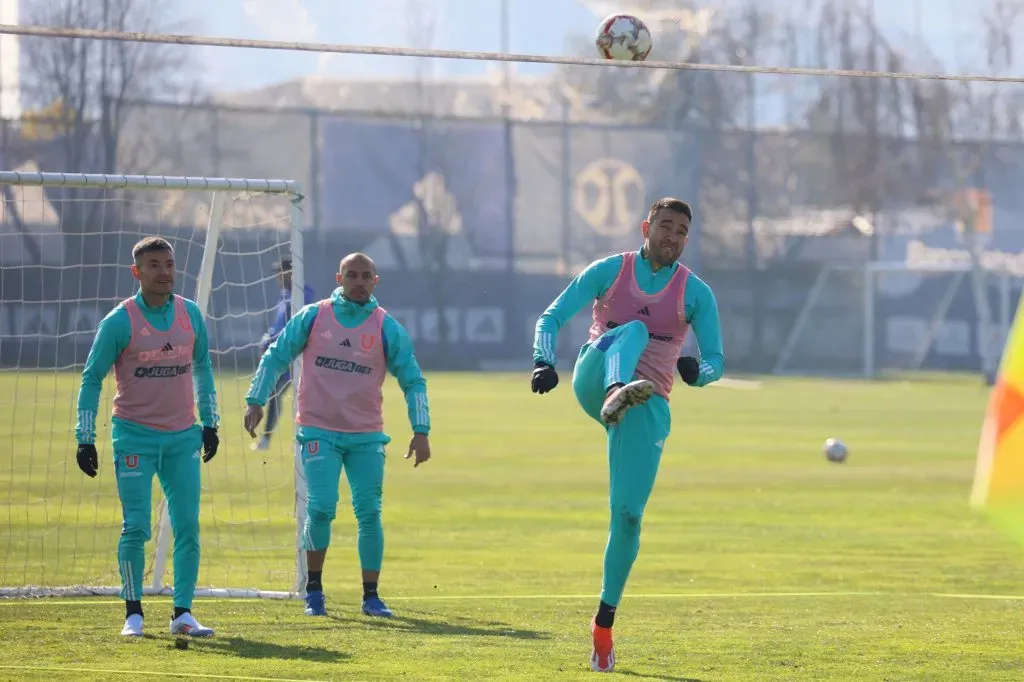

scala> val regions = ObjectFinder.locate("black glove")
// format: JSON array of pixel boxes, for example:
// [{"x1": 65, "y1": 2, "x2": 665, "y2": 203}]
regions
[
  {"x1": 202, "y1": 426, "x2": 219, "y2": 462},
  {"x1": 531, "y1": 362, "x2": 559, "y2": 394},
  {"x1": 77, "y1": 444, "x2": 98, "y2": 478},
  {"x1": 677, "y1": 356, "x2": 700, "y2": 386}
]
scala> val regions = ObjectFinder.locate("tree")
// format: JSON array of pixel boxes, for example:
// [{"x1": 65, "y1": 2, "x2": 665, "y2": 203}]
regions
[
  {"x1": 17, "y1": 0, "x2": 201, "y2": 237},
  {"x1": 796, "y1": 0, "x2": 1024, "y2": 379},
  {"x1": 912, "y1": 0, "x2": 1024, "y2": 381}
]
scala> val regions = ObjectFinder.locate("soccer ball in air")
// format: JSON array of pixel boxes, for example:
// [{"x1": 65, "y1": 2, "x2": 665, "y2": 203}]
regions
[
  {"x1": 823, "y1": 438, "x2": 848, "y2": 463},
  {"x1": 595, "y1": 14, "x2": 652, "y2": 61}
]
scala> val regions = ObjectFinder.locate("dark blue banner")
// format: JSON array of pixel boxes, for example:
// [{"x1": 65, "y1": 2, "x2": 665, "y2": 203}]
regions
[{"x1": 319, "y1": 119, "x2": 512, "y2": 257}]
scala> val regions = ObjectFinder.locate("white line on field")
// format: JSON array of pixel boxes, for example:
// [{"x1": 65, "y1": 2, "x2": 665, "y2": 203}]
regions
[
  {"x1": 709, "y1": 377, "x2": 763, "y2": 390},
  {"x1": 0, "y1": 665, "x2": 324, "y2": 682},
  {"x1": 932, "y1": 592, "x2": 1024, "y2": 600},
  {"x1": 3, "y1": 590, "x2": 1024, "y2": 605}
]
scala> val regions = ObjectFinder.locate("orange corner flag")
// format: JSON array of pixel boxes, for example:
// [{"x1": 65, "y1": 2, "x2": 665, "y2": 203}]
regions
[{"x1": 971, "y1": 291, "x2": 1024, "y2": 542}]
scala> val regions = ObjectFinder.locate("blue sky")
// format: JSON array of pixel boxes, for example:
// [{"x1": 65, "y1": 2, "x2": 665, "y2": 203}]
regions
[
  {"x1": 177, "y1": 0, "x2": 1003, "y2": 94},
  {"x1": 187, "y1": 0, "x2": 597, "y2": 93}
]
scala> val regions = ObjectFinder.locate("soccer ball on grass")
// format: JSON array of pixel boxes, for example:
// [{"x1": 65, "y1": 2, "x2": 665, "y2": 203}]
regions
[
  {"x1": 595, "y1": 14, "x2": 653, "y2": 61},
  {"x1": 823, "y1": 438, "x2": 848, "y2": 463}
]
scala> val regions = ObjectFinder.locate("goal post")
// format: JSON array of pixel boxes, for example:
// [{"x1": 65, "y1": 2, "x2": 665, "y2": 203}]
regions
[
  {"x1": 0, "y1": 171, "x2": 308, "y2": 599},
  {"x1": 772, "y1": 260, "x2": 1019, "y2": 377}
]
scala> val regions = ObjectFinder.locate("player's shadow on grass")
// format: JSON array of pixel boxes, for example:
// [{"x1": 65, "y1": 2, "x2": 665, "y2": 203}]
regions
[
  {"x1": 614, "y1": 670, "x2": 704, "y2": 682},
  {"x1": 180, "y1": 636, "x2": 350, "y2": 663},
  {"x1": 330, "y1": 612, "x2": 550, "y2": 640}
]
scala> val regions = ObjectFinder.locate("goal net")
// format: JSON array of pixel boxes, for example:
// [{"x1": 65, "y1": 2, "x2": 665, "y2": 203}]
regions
[
  {"x1": 772, "y1": 261, "x2": 1018, "y2": 377},
  {"x1": 0, "y1": 171, "x2": 308, "y2": 598}
]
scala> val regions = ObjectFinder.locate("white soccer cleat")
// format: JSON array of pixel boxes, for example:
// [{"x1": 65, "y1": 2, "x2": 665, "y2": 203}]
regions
[
  {"x1": 120, "y1": 614, "x2": 144, "y2": 637},
  {"x1": 250, "y1": 435, "x2": 270, "y2": 451},
  {"x1": 600, "y1": 379, "x2": 655, "y2": 426},
  {"x1": 169, "y1": 612, "x2": 215, "y2": 638}
]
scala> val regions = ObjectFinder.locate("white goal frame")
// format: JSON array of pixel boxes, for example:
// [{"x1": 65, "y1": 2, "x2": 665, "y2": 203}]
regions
[
  {"x1": 0, "y1": 171, "x2": 309, "y2": 600},
  {"x1": 773, "y1": 260, "x2": 1020, "y2": 377}
]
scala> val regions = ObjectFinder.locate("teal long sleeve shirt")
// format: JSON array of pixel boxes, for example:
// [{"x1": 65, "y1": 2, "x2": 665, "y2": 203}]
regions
[
  {"x1": 245, "y1": 288, "x2": 430, "y2": 446},
  {"x1": 534, "y1": 250, "x2": 725, "y2": 387},
  {"x1": 75, "y1": 292, "x2": 219, "y2": 445}
]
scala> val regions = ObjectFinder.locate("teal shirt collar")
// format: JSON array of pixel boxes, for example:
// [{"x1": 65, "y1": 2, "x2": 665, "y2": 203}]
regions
[
  {"x1": 636, "y1": 247, "x2": 679, "y2": 276},
  {"x1": 330, "y1": 287, "x2": 379, "y2": 313},
  {"x1": 133, "y1": 290, "x2": 174, "y2": 313}
]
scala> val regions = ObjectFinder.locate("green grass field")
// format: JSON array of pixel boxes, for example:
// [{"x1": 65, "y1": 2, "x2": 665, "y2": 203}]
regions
[{"x1": 2, "y1": 371, "x2": 1024, "y2": 681}]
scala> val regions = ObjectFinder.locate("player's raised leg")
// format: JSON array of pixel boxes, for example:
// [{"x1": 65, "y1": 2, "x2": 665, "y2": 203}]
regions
[
  {"x1": 572, "y1": 319, "x2": 655, "y2": 426},
  {"x1": 300, "y1": 436, "x2": 343, "y2": 616},
  {"x1": 342, "y1": 443, "x2": 391, "y2": 617},
  {"x1": 113, "y1": 447, "x2": 157, "y2": 637},
  {"x1": 160, "y1": 426, "x2": 214, "y2": 637}
]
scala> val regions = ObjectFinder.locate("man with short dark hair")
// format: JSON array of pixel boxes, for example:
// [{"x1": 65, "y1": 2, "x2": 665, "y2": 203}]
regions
[
  {"x1": 75, "y1": 236, "x2": 220, "y2": 638},
  {"x1": 531, "y1": 198, "x2": 724, "y2": 672},
  {"x1": 252, "y1": 257, "x2": 315, "y2": 451}
]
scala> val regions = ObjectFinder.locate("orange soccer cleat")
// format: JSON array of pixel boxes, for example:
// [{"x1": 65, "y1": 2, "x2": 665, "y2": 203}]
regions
[{"x1": 590, "y1": 617, "x2": 615, "y2": 672}]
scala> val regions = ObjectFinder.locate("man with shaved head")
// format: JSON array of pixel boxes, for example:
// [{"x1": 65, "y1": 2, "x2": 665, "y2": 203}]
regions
[{"x1": 244, "y1": 252, "x2": 431, "y2": 619}]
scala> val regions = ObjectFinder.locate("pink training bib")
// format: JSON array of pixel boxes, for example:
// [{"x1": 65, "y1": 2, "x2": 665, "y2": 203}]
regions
[
  {"x1": 296, "y1": 301, "x2": 387, "y2": 433},
  {"x1": 588, "y1": 252, "x2": 691, "y2": 399},
  {"x1": 112, "y1": 296, "x2": 197, "y2": 431}
]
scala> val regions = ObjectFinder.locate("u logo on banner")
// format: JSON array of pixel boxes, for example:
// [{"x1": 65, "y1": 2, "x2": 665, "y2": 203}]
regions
[{"x1": 574, "y1": 159, "x2": 645, "y2": 237}]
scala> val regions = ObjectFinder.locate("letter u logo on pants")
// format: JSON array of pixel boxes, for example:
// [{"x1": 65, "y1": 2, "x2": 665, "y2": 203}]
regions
[
  {"x1": 124, "y1": 454, "x2": 139, "y2": 469},
  {"x1": 306, "y1": 441, "x2": 319, "y2": 455}
]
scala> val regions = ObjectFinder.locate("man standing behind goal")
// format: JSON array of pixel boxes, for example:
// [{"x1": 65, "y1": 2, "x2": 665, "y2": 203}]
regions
[
  {"x1": 251, "y1": 257, "x2": 315, "y2": 452},
  {"x1": 243, "y1": 252, "x2": 431, "y2": 619},
  {"x1": 75, "y1": 236, "x2": 220, "y2": 638}
]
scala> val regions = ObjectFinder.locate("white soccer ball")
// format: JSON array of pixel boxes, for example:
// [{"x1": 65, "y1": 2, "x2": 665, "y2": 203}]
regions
[
  {"x1": 823, "y1": 437, "x2": 848, "y2": 463},
  {"x1": 595, "y1": 14, "x2": 653, "y2": 61}
]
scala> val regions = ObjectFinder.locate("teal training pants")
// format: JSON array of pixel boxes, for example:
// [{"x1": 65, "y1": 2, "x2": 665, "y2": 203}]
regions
[
  {"x1": 572, "y1": 319, "x2": 671, "y2": 607},
  {"x1": 299, "y1": 435, "x2": 386, "y2": 572},
  {"x1": 112, "y1": 421, "x2": 203, "y2": 609}
]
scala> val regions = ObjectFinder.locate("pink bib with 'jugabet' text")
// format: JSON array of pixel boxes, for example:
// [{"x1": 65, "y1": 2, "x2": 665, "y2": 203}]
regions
[
  {"x1": 588, "y1": 252, "x2": 691, "y2": 399},
  {"x1": 296, "y1": 301, "x2": 387, "y2": 433},
  {"x1": 112, "y1": 296, "x2": 197, "y2": 431}
]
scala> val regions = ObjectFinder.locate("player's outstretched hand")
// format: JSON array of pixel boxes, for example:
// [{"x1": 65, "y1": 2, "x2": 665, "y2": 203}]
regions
[
  {"x1": 202, "y1": 427, "x2": 219, "y2": 462},
  {"x1": 405, "y1": 433, "x2": 431, "y2": 468},
  {"x1": 76, "y1": 444, "x2": 98, "y2": 478},
  {"x1": 677, "y1": 356, "x2": 700, "y2": 385},
  {"x1": 244, "y1": 404, "x2": 264, "y2": 438},
  {"x1": 531, "y1": 362, "x2": 559, "y2": 394}
]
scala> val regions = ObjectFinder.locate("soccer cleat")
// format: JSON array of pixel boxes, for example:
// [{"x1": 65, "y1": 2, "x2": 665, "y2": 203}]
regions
[
  {"x1": 600, "y1": 379, "x2": 655, "y2": 426},
  {"x1": 304, "y1": 590, "x2": 328, "y2": 616},
  {"x1": 169, "y1": 612, "x2": 215, "y2": 637},
  {"x1": 590, "y1": 618, "x2": 615, "y2": 673},
  {"x1": 120, "y1": 614, "x2": 144, "y2": 637},
  {"x1": 250, "y1": 434, "x2": 271, "y2": 451},
  {"x1": 361, "y1": 596, "x2": 394, "y2": 618}
]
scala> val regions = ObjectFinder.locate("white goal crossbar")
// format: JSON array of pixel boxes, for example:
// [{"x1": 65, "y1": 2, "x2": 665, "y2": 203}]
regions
[
  {"x1": 0, "y1": 171, "x2": 309, "y2": 600},
  {"x1": 0, "y1": 171, "x2": 300, "y2": 195}
]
